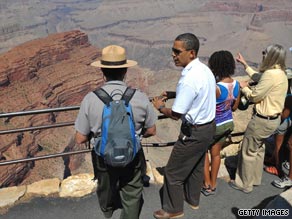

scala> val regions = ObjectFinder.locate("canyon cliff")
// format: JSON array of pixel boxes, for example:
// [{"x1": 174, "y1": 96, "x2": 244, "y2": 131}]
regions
[{"x1": 0, "y1": 30, "x2": 150, "y2": 187}]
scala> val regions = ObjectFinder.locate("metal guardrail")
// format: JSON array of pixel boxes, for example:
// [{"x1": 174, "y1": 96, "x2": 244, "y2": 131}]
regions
[
  {"x1": 0, "y1": 106, "x2": 168, "y2": 135},
  {"x1": 0, "y1": 148, "x2": 92, "y2": 166},
  {"x1": 0, "y1": 104, "x2": 174, "y2": 166},
  {"x1": 0, "y1": 122, "x2": 75, "y2": 135},
  {"x1": 0, "y1": 106, "x2": 80, "y2": 118},
  {"x1": 0, "y1": 104, "x2": 245, "y2": 167},
  {"x1": 0, "y1": 106, "x2": 81, "y2": 166}
]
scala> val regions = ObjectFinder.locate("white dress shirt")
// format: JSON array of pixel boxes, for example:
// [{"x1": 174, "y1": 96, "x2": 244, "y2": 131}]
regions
[{"x1": 172, "y1": 58, "x2": 216, "y2": 125}]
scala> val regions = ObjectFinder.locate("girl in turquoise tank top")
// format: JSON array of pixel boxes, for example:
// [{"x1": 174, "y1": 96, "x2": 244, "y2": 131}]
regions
[{"x1": 202, "y1": 50, "x2": 241, "y2": 196}]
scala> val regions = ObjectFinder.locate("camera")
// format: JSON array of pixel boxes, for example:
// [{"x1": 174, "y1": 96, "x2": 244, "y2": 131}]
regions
[
  {"x1": 166, "y1": 91, "x2": 176, "y2": 99},
  {"x1": 149, "y1": 91, "x2": 176, "y2": 102}
]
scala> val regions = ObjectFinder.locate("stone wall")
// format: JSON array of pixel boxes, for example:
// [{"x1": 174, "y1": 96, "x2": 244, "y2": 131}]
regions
[{"x1": 0, "y1": 173, "x2": 97, "y2": 214}]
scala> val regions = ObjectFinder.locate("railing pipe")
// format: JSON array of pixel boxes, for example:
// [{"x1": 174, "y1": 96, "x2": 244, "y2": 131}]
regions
[
  {"x1": 0, "y1": 122, "x2": 75, "y2": 135},
  {"x1": 0, "y1": 149, "x2": 92, "y2": 166},
  {"x1": 0, "y1": 142, "x2": 178, "y2": 166},
  {"x1": 0, "y1": 130, "x2": 245, "y2": 166},
  {"x1": 0, "y1": 114, "x2": 168, "y2": 136},
  {"x1": 0, "y1": 94, "x2": 176, "y2": 119},
  {"x1": 0, "y1": 106, "x2": 80, "y2": 118}
]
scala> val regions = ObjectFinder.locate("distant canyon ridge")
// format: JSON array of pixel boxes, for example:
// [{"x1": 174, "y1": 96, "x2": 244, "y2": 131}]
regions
[{"x1": 0, "y1": 0, "x2": 292, "y2": 71}]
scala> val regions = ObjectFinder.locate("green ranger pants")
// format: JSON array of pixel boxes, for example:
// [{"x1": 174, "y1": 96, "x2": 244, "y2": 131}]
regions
[{"x1": 94, "y1": 151, "x2": 143, "y2": 219}]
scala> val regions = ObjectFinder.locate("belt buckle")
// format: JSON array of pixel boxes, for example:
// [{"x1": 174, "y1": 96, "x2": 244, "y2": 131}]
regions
[{"x1": 268, "y1": 115, "x2": 278, "y2": 120}]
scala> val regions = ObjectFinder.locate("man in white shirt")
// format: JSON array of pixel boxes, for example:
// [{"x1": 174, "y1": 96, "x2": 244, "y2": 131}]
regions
[{"x1": 152, "y1": 33, "x2": 216, "y2": 219}]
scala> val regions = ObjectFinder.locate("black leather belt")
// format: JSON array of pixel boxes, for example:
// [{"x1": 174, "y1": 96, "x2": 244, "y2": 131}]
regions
[{"x1": 254, "y1": 111, "x2": 279, "y2": 120}]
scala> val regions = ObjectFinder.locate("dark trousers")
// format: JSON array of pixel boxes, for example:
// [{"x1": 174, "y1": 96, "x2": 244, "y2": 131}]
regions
[
  {"x1": 160, "y1": 121, "x2": 215, "y2": 213},
  {"x1": 95, "y1": 151, "x2": 143, "y2": 219}
]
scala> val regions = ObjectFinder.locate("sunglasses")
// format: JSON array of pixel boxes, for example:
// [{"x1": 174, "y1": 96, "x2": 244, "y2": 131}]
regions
[{"x1": 172, "y1": 47, "x2": 191, "y2": 56}]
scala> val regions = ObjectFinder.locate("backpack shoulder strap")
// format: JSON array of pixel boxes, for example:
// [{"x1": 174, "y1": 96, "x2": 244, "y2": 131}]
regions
[
  {"x1": 93, "y1": 88, "x2": 112, "y2": 106},
  {"x1": 121, "y1": 87, "x2": 136, "y2": 106}
]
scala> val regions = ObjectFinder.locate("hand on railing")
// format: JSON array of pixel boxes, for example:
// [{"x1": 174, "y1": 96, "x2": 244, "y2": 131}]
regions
[{"x1": 149, "y1": 91, "x2": 176, "y2": 102}]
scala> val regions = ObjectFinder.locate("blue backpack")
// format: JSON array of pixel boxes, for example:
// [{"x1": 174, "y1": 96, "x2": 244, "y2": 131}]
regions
[{"x1": 93, "y1": 87, "x2": 141, "y2": 167}]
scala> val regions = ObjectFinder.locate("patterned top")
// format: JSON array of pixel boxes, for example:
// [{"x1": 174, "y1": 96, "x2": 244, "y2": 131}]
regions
[{"x1": 215, "y1": 80, "x2": 239, "y2": 126}]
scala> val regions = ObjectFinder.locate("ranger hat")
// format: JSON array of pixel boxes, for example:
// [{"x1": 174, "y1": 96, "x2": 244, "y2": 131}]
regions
[{"x1": 91, "y1": 45, "x2": 137, "y2": 68}]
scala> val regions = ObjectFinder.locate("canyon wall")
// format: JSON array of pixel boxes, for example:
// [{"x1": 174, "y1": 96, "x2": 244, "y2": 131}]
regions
[{"x1": 0, "y1": 30, "x2": 150, "y2": 187}]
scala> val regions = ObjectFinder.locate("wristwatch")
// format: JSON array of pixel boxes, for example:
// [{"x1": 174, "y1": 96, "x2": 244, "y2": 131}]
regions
[{"x1": 158, "y1": 105, "x2": 165, "y2": 112}]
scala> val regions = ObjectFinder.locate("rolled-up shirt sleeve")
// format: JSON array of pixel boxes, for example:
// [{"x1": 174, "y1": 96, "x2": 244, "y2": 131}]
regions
[
  {"x1": 242, "y1": 72, "x2": 274, "y2": 103},
  {"x1": 245, "y1": 66, "x2": 262, "y2": 82},
  {"x1": 172, "y1": 83, "x2": 197, "y2": 114}
]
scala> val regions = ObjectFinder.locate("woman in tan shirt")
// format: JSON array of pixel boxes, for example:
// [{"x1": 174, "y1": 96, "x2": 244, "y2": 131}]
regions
[{"x1": 229, "y1": 44, "x2": 288, "y2": 193}]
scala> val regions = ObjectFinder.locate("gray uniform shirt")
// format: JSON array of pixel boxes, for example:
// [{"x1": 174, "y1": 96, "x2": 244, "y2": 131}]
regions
[{"x1": 75, "y1": 81, "x2": 157, "y2": 136}]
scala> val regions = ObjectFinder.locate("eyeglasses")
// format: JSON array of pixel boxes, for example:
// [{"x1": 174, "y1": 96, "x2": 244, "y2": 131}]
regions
[{"x1": 172, "y1": 47, "x2": 191, "y2": 56}]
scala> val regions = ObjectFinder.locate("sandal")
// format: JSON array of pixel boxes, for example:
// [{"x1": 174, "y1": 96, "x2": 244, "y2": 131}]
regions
[
  {"x1": 264, "y1": 166, "x2": 279, "y2": 176},
  {"x1": 201, "y1": 186, "x2": 216, "y2": 196}
]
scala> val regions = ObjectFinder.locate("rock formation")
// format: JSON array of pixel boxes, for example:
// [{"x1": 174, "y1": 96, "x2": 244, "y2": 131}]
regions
[{"x1": 0, "y1": 30, "x2": 149, "y2": 188}]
